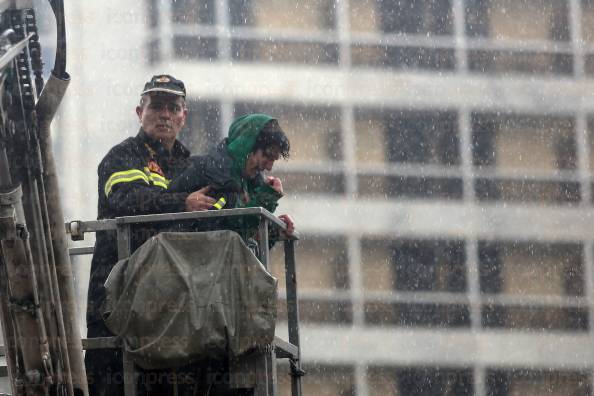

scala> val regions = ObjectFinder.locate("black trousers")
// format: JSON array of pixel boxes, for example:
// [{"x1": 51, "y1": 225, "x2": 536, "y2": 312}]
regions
[
  {"x1": 85, "y1": 321, "x2": 124, "y2": 396},
  {"x1": 85, "y1": 321, "x2": 252, "y2": 396}
]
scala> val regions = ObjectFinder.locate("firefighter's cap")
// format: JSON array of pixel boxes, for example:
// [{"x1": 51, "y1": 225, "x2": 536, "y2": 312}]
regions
[{"x1": 141, "y1": 74, "x2": 186, "y2": 97}]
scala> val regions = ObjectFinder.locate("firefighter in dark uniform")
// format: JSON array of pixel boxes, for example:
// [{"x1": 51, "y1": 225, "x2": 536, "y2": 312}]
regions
[{"x1": 84, "y1": 75, "x2": 215, "y2": 395}]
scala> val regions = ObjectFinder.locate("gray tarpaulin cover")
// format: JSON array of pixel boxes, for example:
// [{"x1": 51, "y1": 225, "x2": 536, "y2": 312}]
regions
[{"x1": 102, "y1": 230, "x2": 277, "y2": 369}]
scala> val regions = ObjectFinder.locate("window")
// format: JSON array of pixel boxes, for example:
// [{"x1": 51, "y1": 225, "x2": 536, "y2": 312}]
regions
[
  {"x1": 229, "y1": 0, "x2": 338, "y2": 65},
  {"x1": 271, "y1": 235, "x2": 349, "y2": 292},
  {"x1": 363, "y1": 239, "x2": 469, "y2": 328},
  {"x1": 356, "y1": 109, "x2": 463, "y2": 200},
  {"x1": 468, "y1": 50, "x2": 573, "y2": 75},
  {"x1": 367, "y1": 366, "x2": 400, "y2": 396},
  {"x1": 350, "y1": 0, "x2": 453, "y2": 35},
  {"x1": 158, "y1": 0, "x2": 219, "y2": 61},
  {"x1": 351, "y1": 45, "x2": 457, "y2": 71},
  {"x1": 383, "y1": 111, "x2": 459, "y2": 166},
  {"x1": 585, "y1": 54, "x2": 594, "y2": 75},
  {"x1": 482, "y1": 305, "x2": 588, "y2": 330},
  {"x1": 171, "y1": 0, "x2": 215, "y2": 25},
  {"x1": 354, "y1": 109, "x2": 389, "y2": 164},
  {"x1": 173, "y1": 36, "x2": 218, "y2": 60},
  {"x1": 586, "y1": 117, "x2": 594, "y2": 173},
  {"x1": 473, "y1": 113, "x2": 579, "y2": 204},
  {"x1": 380, "y1": 0, "x2": 453, "y2": 35},
  {"x1": 232, "y1": 40, "x2": 340, "y2": 65},
  {"x1": 465, "y1": 0, "x2": 569, "y2": 41},
  {"x1": 583, "y1": 0, "x2": 594, "y2": 75},
  {"x1": 361, "y1": 239, "x2": 395, "y2": 292},
  {"x1": 349, "y1": 0, "x2": 381, "y2": 32},
  {"x1": 350, "y1": 0, "x2": 457, "y2": 72},
  {"x1": 478, "y1": 241, "x2": 584, "y2": 297},
  {"x1": 583, "y1": 0, "x2": 594, "y2": 43},
  {"x1": 487, "y1": 369, "x2": 591, "y2": 396},
  {"x1": 474, "y1": 178, "x2": 580, "y2": 203},
  {"x1": 465, "y1": 0, "x2": 572, "y2": 76},
  {"x1": 365, "y1": 301, "x2": 470, "y2": 327},
  {"x1": 229, "y1": 0, "x2": 336, "y2": 30},
  {"x1": 179, "y1": 100, "x2": 221, "y2": 154},
  {"x1": 392, "y1": 239, "x2": 466, "y2": 293},
  {"x1": 294, "y1": 299, "x2": 353, "y2": 324},
  {"x1": 473, "y1": 114, "x2": 576, "y2": 171},
  {"x1": 362, "y1": 236, "x2": 465, "y2": 293},
  {"x1": 285, "y1": 365, "x2": 355, "y2": 396},
  {"x1": 367, "y1": 366, "x2": 473, "y2": 396},
  {"x1": 271, "y1": 235, "x2": 350, "y2": 325},
  {"x1": 358, "y1": 175, "x2": 464, "y2": 200},
  {"x1": 479, "y1": 241, "x2": 588, "y2": 331}
]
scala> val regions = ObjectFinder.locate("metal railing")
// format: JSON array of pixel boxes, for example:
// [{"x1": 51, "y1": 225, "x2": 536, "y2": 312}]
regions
[{"x1": 66, "y1": 207, "x2": 303, "y2": 396}]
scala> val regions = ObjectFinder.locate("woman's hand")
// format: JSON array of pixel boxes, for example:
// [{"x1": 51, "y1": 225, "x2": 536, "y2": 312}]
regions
[
  {"x1": 278, "y1": 214, "x2": 295, "y2": 237},
  {"x1": 267, "y1": 176, "x2": 284, "y2": 195}
]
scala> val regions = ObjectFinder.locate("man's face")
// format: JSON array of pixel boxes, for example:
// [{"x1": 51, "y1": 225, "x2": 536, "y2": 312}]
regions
[
  {"x1": 244, "y1": 146, "x2": 281, "y2": 178},
  {"x1": 136, "y1": 93, "x2": 187, "y2": 149}
]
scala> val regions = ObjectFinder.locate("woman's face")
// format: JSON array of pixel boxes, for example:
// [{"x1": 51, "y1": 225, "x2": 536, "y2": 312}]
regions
[{"x1": 243, "y1": 146, "x2": 281, "y2": 178}]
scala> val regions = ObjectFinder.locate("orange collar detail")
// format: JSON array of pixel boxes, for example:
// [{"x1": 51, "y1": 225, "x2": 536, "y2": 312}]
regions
[{"x1": 147, "y1": 160, "x2": 164, "y2": 177}]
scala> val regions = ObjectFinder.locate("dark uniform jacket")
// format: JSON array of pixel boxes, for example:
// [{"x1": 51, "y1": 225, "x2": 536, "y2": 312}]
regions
[
  {"x1": 168, "y1": 140, "x2": 281, "y2": 214},
  {"x1": 86, "y1": 129, "x2": 190, "y2": 325}
]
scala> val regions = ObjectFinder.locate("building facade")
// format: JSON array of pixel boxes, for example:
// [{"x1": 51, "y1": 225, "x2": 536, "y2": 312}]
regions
[{"x1": 55, "y1": 0, "x2": 594, "y2": 395}]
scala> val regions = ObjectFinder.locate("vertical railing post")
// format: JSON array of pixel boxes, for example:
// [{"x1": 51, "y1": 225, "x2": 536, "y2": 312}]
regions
[
  {"x1": 257, "y1": 217, "x2": 270, "y2": 269},
  {"x1": 116, "y1": 223, "x2": 131, "y2": 260},
  {"x1": 284, "y1": 239, "x2": 302, "y2": 396},
  {"x1": 116, "y1": 222, "x2": 137, "y2": 396},
  {"x1": 254, "y1": 216, "x2": 276, "y2": 396}
]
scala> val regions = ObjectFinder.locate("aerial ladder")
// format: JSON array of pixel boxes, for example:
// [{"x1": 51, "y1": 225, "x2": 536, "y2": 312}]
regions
[
  {"x1": 0, "y1": 1, "x2": 303, "y2": 395},
  {"x1": 0, "y1": 0, "x2": 86, "y2": 395}
]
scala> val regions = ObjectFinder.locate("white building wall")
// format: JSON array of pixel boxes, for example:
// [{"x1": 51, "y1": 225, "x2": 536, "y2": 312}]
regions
[{"x1": 41, "y1": 1, "x2": 594, "y2": 395}]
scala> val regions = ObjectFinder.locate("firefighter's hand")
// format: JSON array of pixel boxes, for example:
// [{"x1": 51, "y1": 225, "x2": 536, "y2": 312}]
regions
[
  {"x1": 278, "y1": 214, "x2": 295, "y2": 237},
  {"x1": 267, "y1": 176, "x2": 284, "y2": 195},
  {"x1": 185, "y1": 186, "x2": 217, "y2": 211}
]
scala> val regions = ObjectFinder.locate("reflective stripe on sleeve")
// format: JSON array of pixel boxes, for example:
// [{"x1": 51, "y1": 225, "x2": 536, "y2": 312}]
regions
[
  {"x1": 144, "y1": 167, "x2": 170, "y2": 190},
  {"x1": 213, "y1": 197, "x2": 226, "y2": 210},
  {"x1": 104, "y1": 169, "x2": 150, "y2": 197},
  {"x1": 151, "y1": 180, "x2": 168, "y2": 189}
]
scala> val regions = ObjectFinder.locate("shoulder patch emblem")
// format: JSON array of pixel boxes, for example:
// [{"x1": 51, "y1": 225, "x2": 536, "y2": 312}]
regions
[{"x1": 147, "y1": 160, "x2": 164, "y2": 177}]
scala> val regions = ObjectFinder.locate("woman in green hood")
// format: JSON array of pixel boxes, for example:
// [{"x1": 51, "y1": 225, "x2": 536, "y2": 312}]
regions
[{"x1": 169, "y1": 113, "x2": 294, "y2": 233}]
